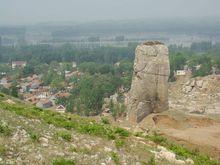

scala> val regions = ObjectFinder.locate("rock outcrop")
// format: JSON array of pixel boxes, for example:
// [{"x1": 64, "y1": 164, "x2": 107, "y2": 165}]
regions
[{"x1": 127, "y1": 41, "x2": 170, "y2": 123}]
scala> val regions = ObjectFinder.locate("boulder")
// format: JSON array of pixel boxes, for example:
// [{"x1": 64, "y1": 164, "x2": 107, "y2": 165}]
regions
[{"x1": 127, "y1": 41, "x2": 170, "y2": 123}]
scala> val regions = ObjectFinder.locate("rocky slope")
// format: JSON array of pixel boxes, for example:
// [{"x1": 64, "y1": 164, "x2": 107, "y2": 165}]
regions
[
  {"x1": 169, "y1": 75, "x2": 220, "y2": 115},
  {"x1": 1, "y1": 93, "x2": 217, "y2": 165},
  {"x1": 135, "y1": 75, "x2": 220, "y2": 161}
]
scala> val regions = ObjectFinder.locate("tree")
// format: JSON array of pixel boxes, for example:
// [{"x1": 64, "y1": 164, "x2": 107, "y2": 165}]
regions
[
  {"x1": 22, "y1": 65, "x2": 34, "y2": 77},
  {"x1": 10, "y1": 84, "x2": 18, "y2": 98}
]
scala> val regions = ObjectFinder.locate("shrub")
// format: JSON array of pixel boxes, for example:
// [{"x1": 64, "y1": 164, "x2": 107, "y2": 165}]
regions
[
  {"x1": 115, "y1": 139, "x2": 125, "y2": 148},
  {"x1": 106, "y1": 131, "x2": 116, "y2": 140},
  {"x1": 29, "y1": 131, "x2": 40, "y2": 142},
  {"x1": 0, "y1": 93, "x2": 5, "y2": 97},
  {"x1": 147, "y1": 157, "x2": 156, "y2": 165},
  {"x1": 52, "y1": 158, "x2": 75, "y2": 165},
  {"x1": 114, "y1": 127, "x2": 130, "y2": 137},
  {"x1": 169, "y1": 144, "x2": 191, "y2": 159},
  {"x1": 56, "y1": 131, "x2": 72, "y2": 141},
  {"x1": 110, "y1": 152, "x2": 120, "y2": 165},
  {"x1": 0, "y1": 145, "x2": 6, "y2": 156},
  {"x1": 147, "y1": 133, "x2": 167, "y2": 144},
  {"x1": 193, "y1": 154, "x2": 218, "y2": 165},
  {"x1": 101, "y1": 117, "x2": 110, "y2": 124},
  {"x1": 0, "y1": 121, "x2": 11, "y2": 136}
]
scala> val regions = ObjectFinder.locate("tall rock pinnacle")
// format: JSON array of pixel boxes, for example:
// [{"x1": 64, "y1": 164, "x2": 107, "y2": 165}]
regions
[{"x1": 127, "y1": 41, "x2": 170, "y2": 123}]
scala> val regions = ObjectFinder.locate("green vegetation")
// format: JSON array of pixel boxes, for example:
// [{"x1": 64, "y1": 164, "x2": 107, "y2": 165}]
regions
[
  {"x1": 115, "y1": 139, "x2": 125, "y2": 148},
  {"x1": 146, "y1": 157, "x2": 156, "y2": 165},
  {"x1": 109, "y1": 100, "x2": 126, "y2": 121},
  {"x1": 110, "y1": 152, "x2": 120, "y2": 165},
  {"x1": 169, "y1": 42, "x2": 220, "y2": 80},
  {"x1": 67, "y1": 73, "x2": 122, "y2": 115},
  {"x1": 101, "y1": 117, "x2": 110, "y2": 124},
  {"x1": 0, "y1": 145, "x2": 6, "y2": 156},
  {"x1": 0, "y1": 84, "x2": 18, "y2": 98},
  {"x1": 0, "y1": 120, "x2": 11, "y2": 136},
  {"x1": 147, "y1": 133, "x2": 167, "y2": 145},
  {"x1": 139, "y1": 133, "x2": 219, "y2": 165},
  {"x1": 0, "y1": 93, "x2": 5, "y2": 98},
  {"x1": 0, "y1": 94, "x2": 219, "y2": 164},
  {"x1": 0, "y1": 45, "x2": 134, "y2": 117},
  {"x1": 0, "y1": 97, "x2": 130, "y2": 142},
  {"x1": 28, "y1": 130, "x2": 40, "y2": 142},
  {"x1": 114, "y1": 127, "x2": 130, "y2": 137},
  {"x1": 52, "y1": 158, "x2": 75, "y2": 165},
  {"x1": 56, "y1": 131, "x2": 72, "y2": 141}
]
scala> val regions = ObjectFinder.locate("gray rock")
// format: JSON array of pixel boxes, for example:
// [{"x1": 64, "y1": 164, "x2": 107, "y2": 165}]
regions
[
  {"x1": 196, "y1": 80, "x2": 203, "y2": 88},
  {"x1": 12, "y1": 127, "x2": 29, "y2": 144},
  {"x1": 189, "y1": 106, "x2": 205, "y2": 114},
  {"x1": 190, "y1": 80, "x2": 196, "y2": 87},
  {"x1": 39, "y1": 137, "x2": 49, "y2": 147},
  {"x1": 127, "y1": 41, "x2": 170, "y2": 123},
  {"x1": 185, "y1": 86, "x2": 193, "y2": 93}
]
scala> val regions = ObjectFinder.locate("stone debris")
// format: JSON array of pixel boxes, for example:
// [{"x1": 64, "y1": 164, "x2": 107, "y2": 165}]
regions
[
  {"x1": 152, "y1": 146, "x2": 194, "y2": 165},
  {"x1": 39, "y1": 137, "x2": 49, "y2": 147},
  {"x1": 127, "y1": 41, "x2": 170, "y2": 123},
  {"x1": 4, "y1": 99, "x2": 15, "y2": 104},
  {"x1": 170, "y1": 75, "x2": 220, "y2": 115},
  {"x1": 11, "y1": 127, "x2": 29, "y2": 144}
]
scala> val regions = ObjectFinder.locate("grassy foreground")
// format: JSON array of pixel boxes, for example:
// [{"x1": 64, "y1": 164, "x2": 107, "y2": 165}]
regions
[{"x1": 0, "y1": 93, "x2": 219, "y2": 165}]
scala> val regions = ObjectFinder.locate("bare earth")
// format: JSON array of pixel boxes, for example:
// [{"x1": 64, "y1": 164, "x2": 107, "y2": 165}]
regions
[{"x1": 123, "y1": 75, "x2": 220, "y2": 159}]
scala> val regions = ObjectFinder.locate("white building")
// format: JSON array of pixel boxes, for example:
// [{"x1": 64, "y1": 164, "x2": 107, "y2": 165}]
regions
[
  {"x1": 72, "y1": 61, "x2": 77, "y2": 68},
  {"x1": 12, "y1": 61, "x2": 27, "y2": 69},
  {"x1": 176, "y1": 70, "x2": 186, "y2": 76}
]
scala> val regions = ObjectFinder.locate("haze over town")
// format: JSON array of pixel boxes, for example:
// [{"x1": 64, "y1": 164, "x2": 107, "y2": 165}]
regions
[
  {"x1": 0, "y1": 0, "x2": 220, "y2": 25},
  {"x1": 0, "y1": 1, "x2": 220, "y2": 165}
]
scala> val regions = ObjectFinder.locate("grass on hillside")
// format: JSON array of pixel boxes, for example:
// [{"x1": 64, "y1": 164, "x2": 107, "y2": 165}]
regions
[
  {"x1": 135, "y1": 132, "x2": 220, "y2": 165},
  {"x1": 0, "y1": 93, "x2": 219, "y2": 165},
  {"x1": 0, "y1": 93, "x2": 130, "y2": 142}
]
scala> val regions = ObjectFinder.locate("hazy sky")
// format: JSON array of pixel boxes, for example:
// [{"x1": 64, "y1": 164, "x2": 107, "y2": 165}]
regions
[{"x1": 0, "y1": 0, "x2": 220, "y2": 25}]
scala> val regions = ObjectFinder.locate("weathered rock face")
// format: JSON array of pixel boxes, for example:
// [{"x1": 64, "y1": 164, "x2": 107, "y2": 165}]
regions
[{"x1": 127, "y1": 41, "x2": 170, "y2": 123}]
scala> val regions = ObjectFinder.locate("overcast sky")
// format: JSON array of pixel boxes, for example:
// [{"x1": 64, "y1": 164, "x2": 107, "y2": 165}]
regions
[{"x1": 0, "y1": 0, "x2": 220, "y2": 25}]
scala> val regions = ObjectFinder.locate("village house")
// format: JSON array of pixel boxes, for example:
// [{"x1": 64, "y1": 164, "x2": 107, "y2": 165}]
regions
[
  {"x1": 25, "y1": 96, "x2": 38, "y2": 105},
  {"x1": 0, "y1": 77, "x2": 11, "y2": 89},
  {"x1": 19, "y1": 83, "x2": 30, "y2": 93},
  {"x1": 0, "y1": 77, "x2": 8, "y2": 85},
  {"x1": 1, "y1": 72, "x2": 6, "y2": 76},
  {"x1": 114, "y1": 62, "x2": 120, "y2": 67},
  {"x1": 56, "y1": 105, "x2": 66, "y2": 113},
  {"x1": 72, "y1": 61, "x2": 77, "y2": 69},
  {"x1": 37, "y1": 92, "x2": 48, "y2": 99},
  {"x1": 56, "y1": 92, "x2": 70, "y2": 98},
  {"x1": 36, "y1": 99, "x2": 53, "y2": 109},
  {"x1": 11, "y1": 61, "x2": 27, "y2": 69},
  {"x1": 176, "y1": 70, "x2": 187, "y2": 76},
  {"x1": 30, "y1": 81, "x2": 41, "y2": 90}
]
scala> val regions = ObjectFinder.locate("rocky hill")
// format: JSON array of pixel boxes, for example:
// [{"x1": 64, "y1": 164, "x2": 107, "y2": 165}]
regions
[
  {"x1": 0, "y1": 93, "x2": 219, "y2": 165},
  {"x1": 133, "y1": 75, "x2": 220, "y2": 163},
  {"x1": 169, "y1": 75, "x2": 220, "y2": 115}
]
